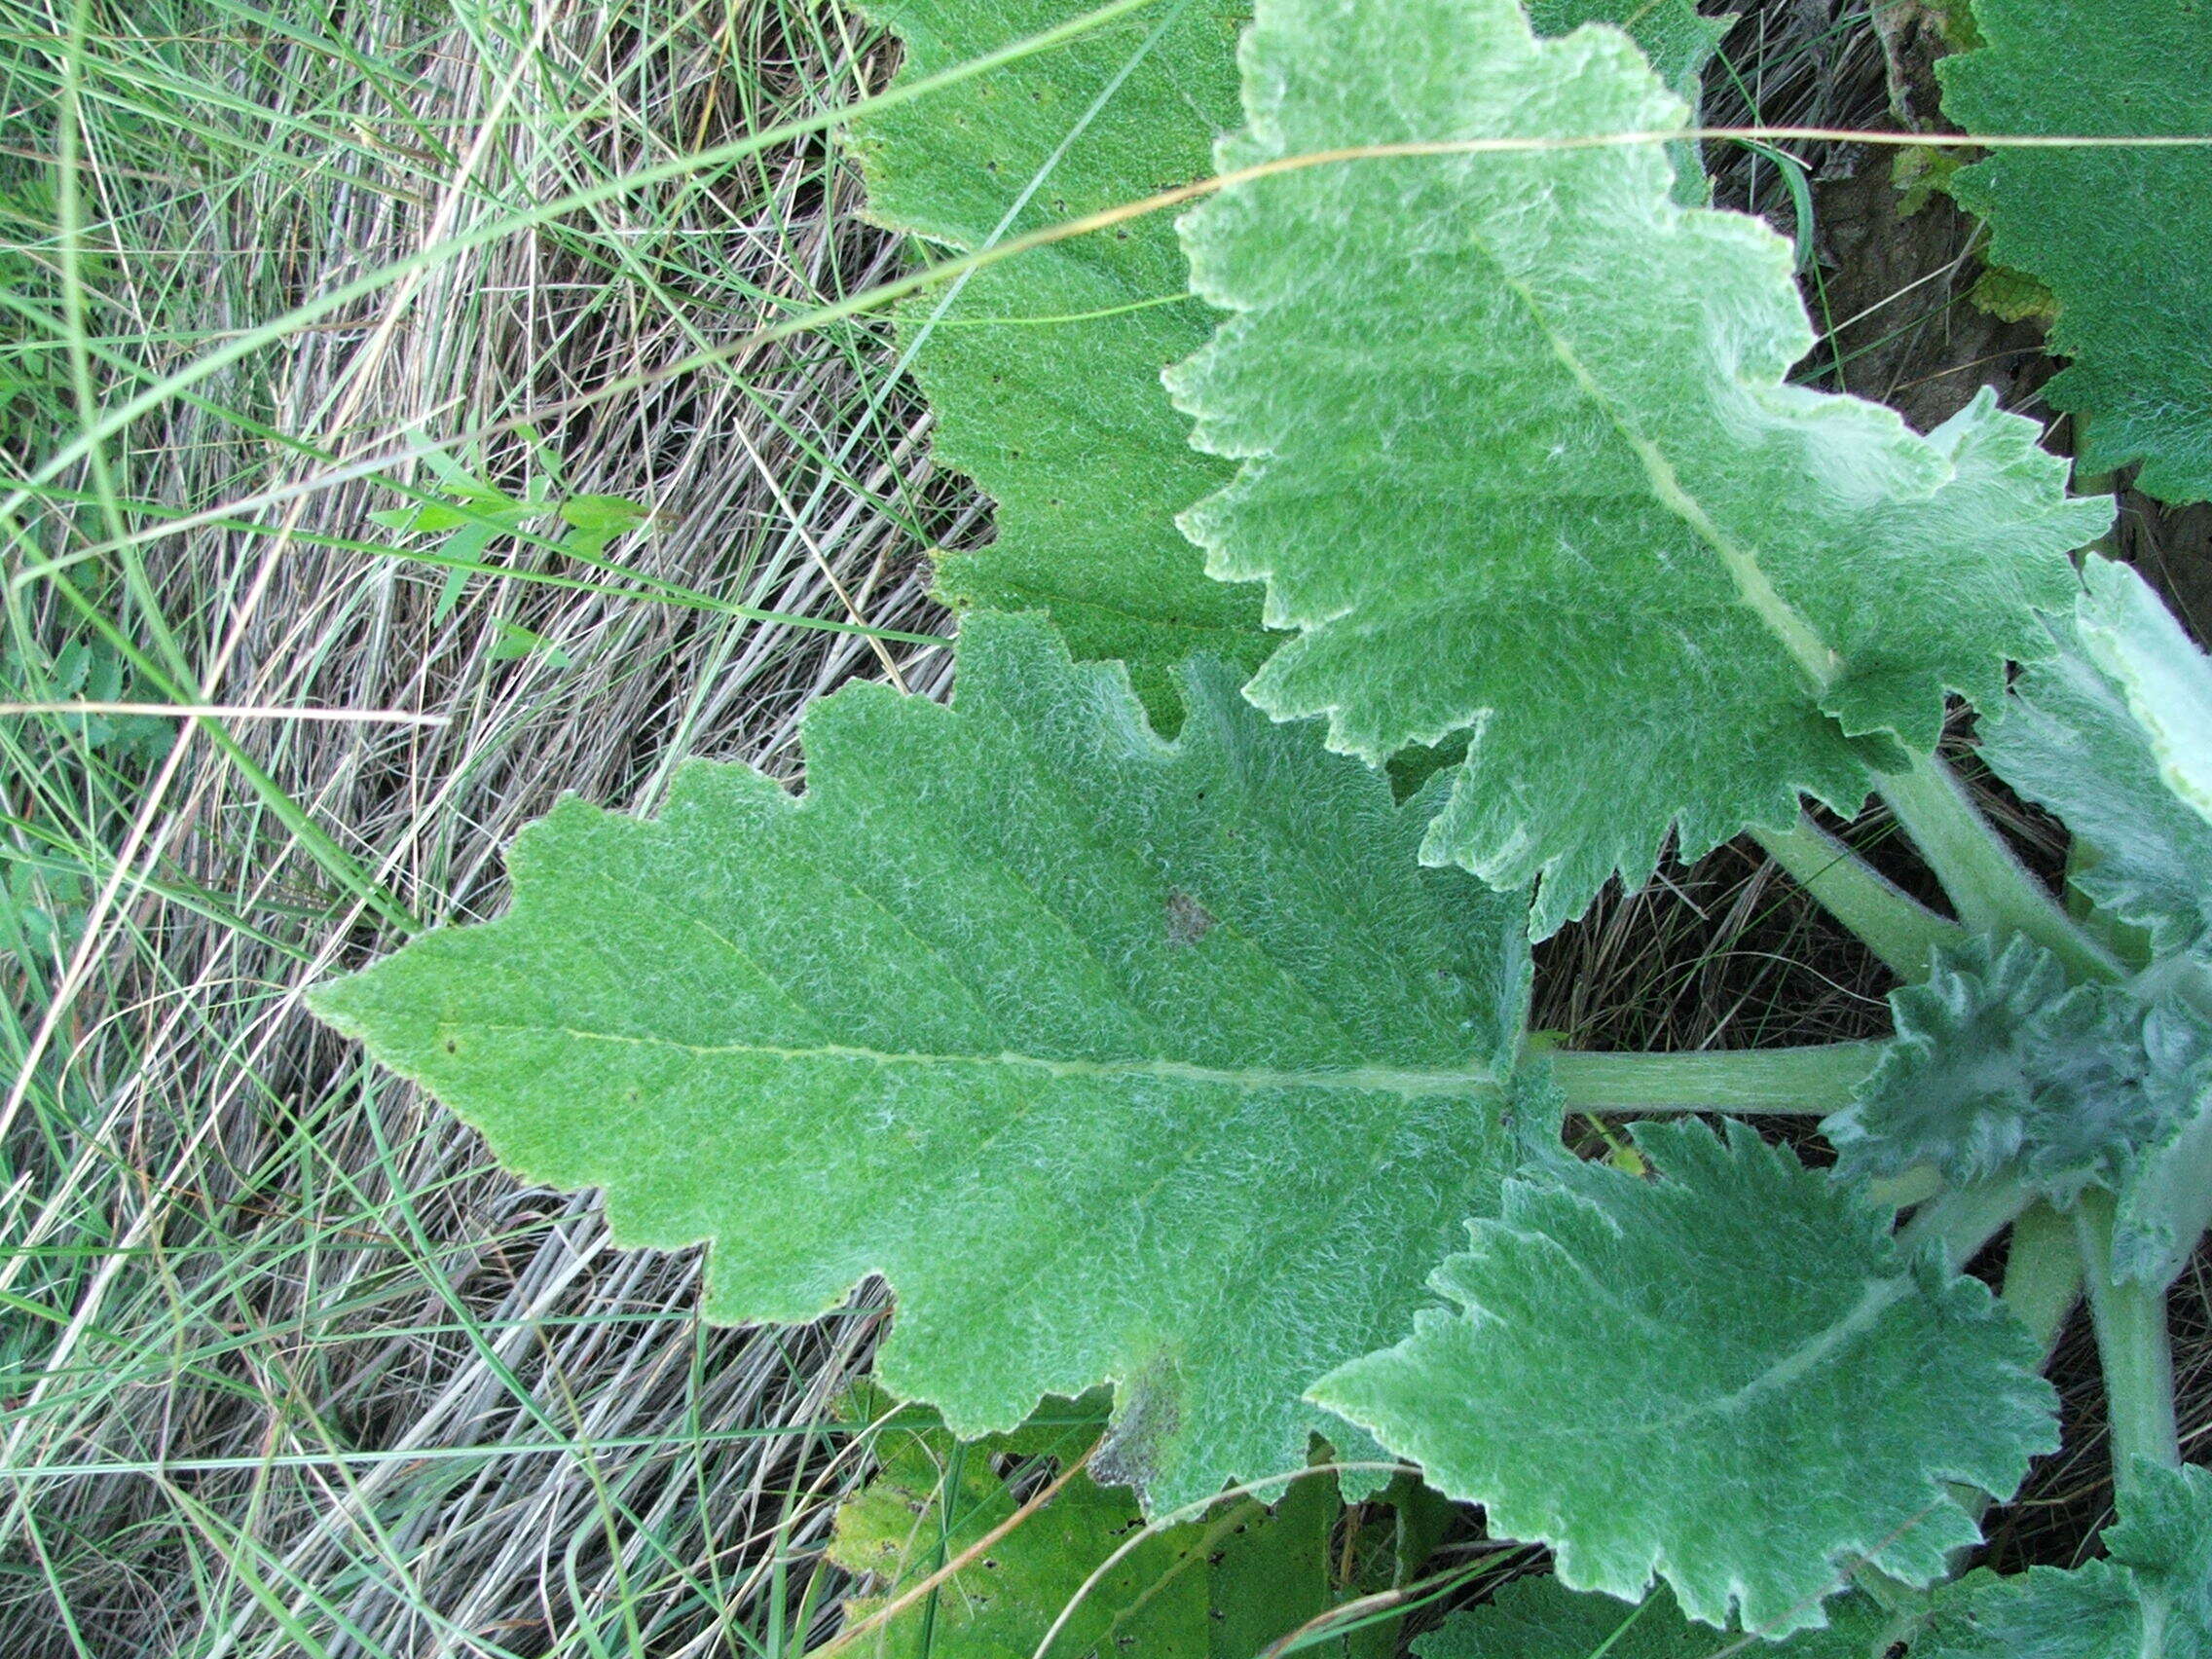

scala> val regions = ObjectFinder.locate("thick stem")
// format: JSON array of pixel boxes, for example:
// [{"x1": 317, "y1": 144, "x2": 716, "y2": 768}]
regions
[
  {"x1": 1548, "y1": 1042, "x2": 1883, "y2": 1117},
  {"x1": 1878, "y1": 752, "x2": 2119, "y2": 981},
  {"x1": 1752, "y1": 815, "x2": 1965, "y2": 979},
  {"x1": 2075, "y1": 1191, "x2": 2180, "y2": 1492},
  {"x1": 2002, "y1": 1201, "x2": 2083, "y2": 1362}
]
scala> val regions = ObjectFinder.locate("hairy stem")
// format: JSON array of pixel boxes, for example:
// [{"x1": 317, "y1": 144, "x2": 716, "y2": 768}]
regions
[
  {"x1": 1752, "y1": 815, "x2": 1965, "y2": 978},
  {"x1": 1878, "y1": 752, "x2": 2119, "y2": 980},
  {"x1": 2003, "y1": 1201, "x2": 2083, "y2": 1362},
  {"x1": 1548, "y1": 1042, "x2": 1883, "y2": 1117},
  {"x1": 1897, "y1": 1180, "x2": 2032, "y2": 1274},
  {"x1": 2075, "y1": 1191, "x2": 2180, "y2": 1491}
]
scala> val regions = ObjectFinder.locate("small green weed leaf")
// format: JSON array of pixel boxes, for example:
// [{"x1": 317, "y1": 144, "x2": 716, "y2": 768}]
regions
[
  {"x1": 1310, "y1": 1120, "x2": 2056, "y2": 1636},
  {"x1": 1416, "y1": 1575, "x2": 1899, "y2": 1657},
  {"x1": 1938, "y1": 1, "x2": 2212, "y2": 503},
  {"x1": 1914, "y1": 1459, "x2": 2212, "y2": 1658},
  {"x1": 1982, "y1": 561, "x2": 2212, "y2": 963},
  {"x1": 311, "y1": 612, "x2": 1530, "y2": 1516},
  {"x1": 557, "y1": 493, "x2": 649, "y2": 560},
  {"x1": 367, "y1": 501, "x2": 477, "y2": 535},
  {"x1": 557, "y1": 494, "x2": 647, "y2": 535},
  {"x1": 1169, "y1": 0, "x2": 2107, "y2": 935},
  {"x1": 826, "y1": 1382, "x2": 1377, "y2": 1659},
  {"x1": 485, "y1": 619, "x2": 571, "y2": 668},
  {"x1": 847, "y1": 0, "x2": 1261, "y2": 724}
]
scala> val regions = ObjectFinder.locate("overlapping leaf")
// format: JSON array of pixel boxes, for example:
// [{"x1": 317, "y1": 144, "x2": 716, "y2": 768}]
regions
[
  {"x1": 310, "y1": 613, "x2": 1530, "y2": 1517},
  {"x1": 1982, "y1": 561, "x2": 2212, "y2": 963},
  {"x1": 846, "y1": 0, "x2": 1260, "y2": 723},
  {"x1": 1310, "y1": 1121, "x2": 2056, "y2": 1637},
  {"x1": 826, "y1": 1385, "x2": 1367, "y2": 1658},
  {"x1": 1168, "y1": 0, "x2": 2109, "y2": 934},
  {"x1": 1525, "y1": 1, "x2": 1728, "y2": 201},
  {"x1": 846, "y1": 1, "x2": 1728, "y2": 725},
  {"x1": 1939, "y1": 1, "x2": 2212, "y2": 503},
  {"x1": 1914, "y1": 1459, "x2": 2212, "y2": 1658},
  {"x1": 1417, "y1": 1576, "x2": 1900, "y2": 1658}
]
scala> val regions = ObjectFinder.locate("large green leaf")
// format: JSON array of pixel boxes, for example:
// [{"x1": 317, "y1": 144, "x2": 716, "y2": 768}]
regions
[
  {"x1": 1168, "y1": 0, "x2": 2109, "y2": 935},
  {"x1": 1981, "y1": 561, "x2": 2212, "y2": 963},
  {"x1": 824, "y1": 1385, "x2": 1365, "y2": 1658},
  {"x1": 1416, "y1": 1575, "x2": 1900, "y2": 1658},
  {"x1": 846, "y1": 0, "x2": 1260, "y2": 724},
  {"x1": 310, "y1": 612, "x2": 1529, "y2": 1517},
  {"x1": 1914, "y1": 1459, "x2": 2212, "y2": 1658},
  {"x1": 1939, "y1": 2, "x2": 2212, "y2": 503},
  {"x1": 1309, "y1": 1121, "x2": 2056, "y2": 1637}
]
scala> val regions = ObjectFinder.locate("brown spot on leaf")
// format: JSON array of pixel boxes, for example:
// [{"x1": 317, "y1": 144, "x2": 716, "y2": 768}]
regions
[{"x1": 1164, "y1": 890, "x2": 1215, "y2": 946}]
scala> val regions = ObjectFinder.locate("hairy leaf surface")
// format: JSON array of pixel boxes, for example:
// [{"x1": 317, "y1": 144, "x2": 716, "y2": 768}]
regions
[
  {"x1": 848, "y1": 0, "x2": 1259, "y2": 723},
  {"x1": 311, "y1": 613, "x2": 1530, "y2": 1516},
  {"x1": 1416, "y1": 1576, "x2": 1899, "y2": 1658},
  {"x1": 826, "y1": 1385, "x2": 1360, "y2": 1658},
  {"x1": 1982, "y1": 562, "x2": 2212, "y2": 962},
  {"x1": 1525, "y1": 1, "x2": 1728, "y2": 201},
  {"x1": 1825, "y1": 933, "x2": 2212, "y2": 1283},
  {"x1": 1169, "y1": 0, "x2": 2107, "y2": 934},
  {"x1": 1915, "y1": 1459, "x2": 2212, "y2": 1658},
  {"x1": 846, "y1": 1, "x2": 1727, "y2": 724},
  {"x1": 1939, "y1": 1, "x2": 2212, "y2": 502},
  {"x1": 1310, "y1": 1121, "x2": 2056, "y2": 1636}
]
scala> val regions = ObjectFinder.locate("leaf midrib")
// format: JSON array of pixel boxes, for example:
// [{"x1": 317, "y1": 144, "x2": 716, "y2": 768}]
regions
[
  {"x1": 1489, "y1": 264, "x2": 1847, "y2": 694},
  {"x1": 460, "y1": 1023, "x2": 1504, "y2": 1097}
]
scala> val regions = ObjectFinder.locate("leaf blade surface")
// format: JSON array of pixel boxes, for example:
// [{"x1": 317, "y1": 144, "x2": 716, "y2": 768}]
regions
[
  {"x1": 311, "y1": 613, "x2": 1530, "y2": 1515},
  {"x1": 1310, "y1": 1120, "x2": 2056, "y2": 1636},
  {"x1": 1168, "y1": 0, "x2": 2107, "y2": 932}
]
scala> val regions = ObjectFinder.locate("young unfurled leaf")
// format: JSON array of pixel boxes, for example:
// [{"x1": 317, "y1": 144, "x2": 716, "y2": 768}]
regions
[
  {"x1": 1913, "y1": 1458, "x2": 2212, "y2": 1658},
  {"x1": 1982, "y1": 561, "x2": 2212, "y2": 964},
  {"x1": 1310, "y1": 1121, "x2": 2055, "y2": 1637},
  {"x1": 1825, "y1": 935, "x2": 2212, "y2": 1284},
  {"x1": 846, "y1": 0, "x2": 1261, "y2": 724},
  {"x1": 1938, "y1": 1, "x2": 2212, "y2": 503},
  {"x1": 824, "y1": 1384, "x2": 1363, "y2": 1659},
  {"x1": 311, "y1": 613, "x2": 1530, "y2": 1517},
  {"x1": 1416, "y1": 1574, "x2": 1901, "y2": 1658},
  {"x1": 1168, "y1": 0, "x2": 2108, "y2": 935},
  {"x1": 2114, "y1": 1069, "x2": 2212, "y2": 1291},
  {"x1": 1825, "y1": 936, "x2": 2207, "y2": 1194}
]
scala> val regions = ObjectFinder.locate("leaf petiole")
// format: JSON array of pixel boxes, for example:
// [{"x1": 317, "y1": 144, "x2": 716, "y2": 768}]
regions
[
  {"x1": 2001, "y1": 1200, "x2": 2083, "y2": 1361},
  {"x1": 1547, "y1": 1042, "x2": 1883, "y2": 1118},
  {"x1": 2074, "y1": 1190, "x2": 2181, "y2": 1492},
  {"x1": 1897, "y1": 1179, "x2": 2033, "y2": 1274},
  {"x1": 1877, "y1": 752, "x2": 2120, "y2": 981},
  {"x1": 1751, "y1": 814, "x2": 1965, "y2": 978}
]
